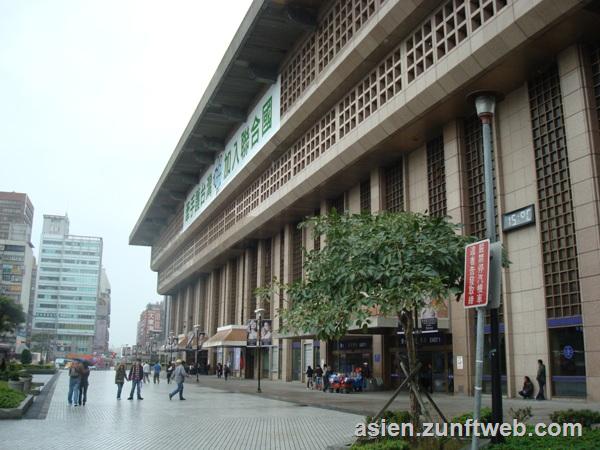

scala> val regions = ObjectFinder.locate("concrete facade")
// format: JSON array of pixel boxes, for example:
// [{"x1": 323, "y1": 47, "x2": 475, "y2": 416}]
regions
[{"x1": 131, "y1": 1, "x2": 600, "y2": 400}]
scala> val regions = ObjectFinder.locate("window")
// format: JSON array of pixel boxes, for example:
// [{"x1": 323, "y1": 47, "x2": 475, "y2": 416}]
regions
[
  {"x1": 360, "y1": 179, "x2": 371, "y2": 213},
  {"x1": 427, "y1": 135, "x2": 446, "y2": 217},
  {"x1": 384, "y1": 160, "x2": 404, "y2": 212}
]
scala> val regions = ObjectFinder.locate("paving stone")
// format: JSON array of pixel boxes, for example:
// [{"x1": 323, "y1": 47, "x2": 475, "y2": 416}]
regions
[{"x1": 0, "y1": 371, "x2": 361, "y2": 450}]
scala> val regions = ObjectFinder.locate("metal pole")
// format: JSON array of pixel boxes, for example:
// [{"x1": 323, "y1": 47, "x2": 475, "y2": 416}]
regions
[
  {"x1": 471, "y1": 307, "x2": 485, "y2": 450},
  {"x1": 257, "y1": 315, "x2": 262, "y2": 393},
  {"x1": 196, "y1": 330, "x2": 199, "y2": 382},
  {"x1": 482, "y1": 115, "x2": 504, "y2": 444}
]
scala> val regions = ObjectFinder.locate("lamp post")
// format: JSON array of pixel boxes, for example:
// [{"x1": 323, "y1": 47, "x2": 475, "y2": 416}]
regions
[
  {"x1": 470, "y1": 92, "x2": 503, "y2": 448},
  {"x1": 193, "y1": 324, "x2": 204, "y2": 382},
  {"x1": 168, "y1": 332, "x2": 175, "y2": 365},
  {"x1": 255, "y1": 308, "x2": 265, "y2": 393}
]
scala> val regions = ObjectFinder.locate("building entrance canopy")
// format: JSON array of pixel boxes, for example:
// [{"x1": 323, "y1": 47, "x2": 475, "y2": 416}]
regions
[{"x1": 203, "y1": 325, "x2": 247, "y2": 348}]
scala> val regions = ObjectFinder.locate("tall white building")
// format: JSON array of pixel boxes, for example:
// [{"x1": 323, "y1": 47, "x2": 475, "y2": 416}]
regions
[{"x1": 33, "y1": 215, "x2": 103, "y2": 356}]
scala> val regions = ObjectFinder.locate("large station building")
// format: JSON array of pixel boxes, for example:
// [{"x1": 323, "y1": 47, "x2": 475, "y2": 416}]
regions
[{"x1": 131, "y1": 0, "x2": 600, "y2": 400}]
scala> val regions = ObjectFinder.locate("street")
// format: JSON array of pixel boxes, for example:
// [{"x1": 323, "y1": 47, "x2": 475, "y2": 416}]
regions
[{"x1": 0, "y1": 371, "x2": 361, "y2": 450}]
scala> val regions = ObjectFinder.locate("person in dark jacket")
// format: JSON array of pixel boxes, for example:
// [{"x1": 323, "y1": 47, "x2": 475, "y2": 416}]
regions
[
  {"x1": 127, "y1": 359, "x2": 144, "y2": 400},
  {"x1": 305, "y1": 366, "x2": 314, "y2": 389},
  {"x1": 519, "y1": 376, "x2": 534, "y2": 399},
  {"x1": 166, "y1": 362, "x2": 174, "y2": 384},
  {"x1": 115, "y1": 362, "x2": 127, "y2": 400},
  {"x1": 78, "y1": 362, "x2": 90, "y2": 405},
  {"x1": 536, "y1": 359, "x2": 546, "y2": 400},
  {"x1": 323, "y1": 365, "x2": 332, "y2": 392}
]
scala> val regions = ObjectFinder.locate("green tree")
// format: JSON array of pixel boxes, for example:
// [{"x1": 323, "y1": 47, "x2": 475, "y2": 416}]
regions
[
  {"x1": 20, "y1": 348, "x2": 32, "y2": 365},
  {"x1": 0, "y1": 295, "x2": 25, "y2": 334},
  {"x1": 278, "y1": 211, "x2": 473, "y2": 427}
]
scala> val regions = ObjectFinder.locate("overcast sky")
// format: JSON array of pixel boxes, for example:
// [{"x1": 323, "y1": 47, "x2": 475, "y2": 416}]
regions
[{"x1": 0, "y1": 0, "x2": 253, "y2": 347}]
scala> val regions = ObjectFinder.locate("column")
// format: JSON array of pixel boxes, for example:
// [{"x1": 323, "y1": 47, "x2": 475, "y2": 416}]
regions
[
  {"x1": 559, "y1": 45, "x2": 600, "y2": 400},
  {"x1": 444, "y1": 119, "x2": 475, "y2": 395}
]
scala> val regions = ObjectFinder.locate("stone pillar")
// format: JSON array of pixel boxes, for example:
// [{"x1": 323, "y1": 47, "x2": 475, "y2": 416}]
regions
[
  {"x1": 348, "y1": 183, "x2": 361, "y2": 213},
  {"x1": 236, "y1": 254, "x2": 245, "y2": 325},
  {"x1": 558, "y1": 45, "x2": 600, "y2": 400},
  {"x1": 407, "y1": 145, "x2": 428, "y2": 213},
  {"x1": 370, "y1": 167, "x2": 383, "y2": 212},
  {"x1": 444, "y1": 119, "x2": 475, "y2": 395},
  {"x1": 256, "y1": 241, "x2": 265, "y2": 308},
  {"x1": 372, "y1": 335, "x2": 385, "y2": 382},
  {"x1": 496, "y1": 84, "x2": 547, "y2": 398},
  {"x1": 242, "y1": 249, "x2": 252, "y2": 325},
  {"x1": 280, "y1": 224, "x2": 294, "y2": 381},
  {"x1": 222, "y1": 261, "x2": 232, "y2": 326}
]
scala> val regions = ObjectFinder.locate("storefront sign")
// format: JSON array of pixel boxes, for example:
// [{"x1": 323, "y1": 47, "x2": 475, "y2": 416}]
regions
[
  {"x1": 183, "y1": 79, "x2": 281, "y2": 231},
  {"x1": 463, "y1": 239, "x2": 490, "y2": 308},
  {"x1": 421, "y1": 317, "x2": 438, "y2": 333},
  {"x1": 397, "y1": 332, "x2": 446, "y2": 346}
]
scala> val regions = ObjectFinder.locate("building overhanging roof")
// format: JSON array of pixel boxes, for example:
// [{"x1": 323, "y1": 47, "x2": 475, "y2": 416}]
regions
[{"x1": 130, "y1": 0, "x2": 323, "y2": 246}]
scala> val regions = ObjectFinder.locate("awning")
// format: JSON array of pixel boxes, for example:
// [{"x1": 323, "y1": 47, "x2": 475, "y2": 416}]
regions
[
  {"x1": 177, "y1": 334, "x2": 187, "y2": 349},
  {"x1": 203, "y1": 325, "x2": 247, "y2": 348}
]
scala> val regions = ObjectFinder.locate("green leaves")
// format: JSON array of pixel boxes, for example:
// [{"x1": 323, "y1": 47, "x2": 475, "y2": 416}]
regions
[
  {"x1": 0, "y1": 295, "x2": 25, "y2": 334},
  {"x1": 278, "y1": 211, "x2": 475, "y2": 340}
]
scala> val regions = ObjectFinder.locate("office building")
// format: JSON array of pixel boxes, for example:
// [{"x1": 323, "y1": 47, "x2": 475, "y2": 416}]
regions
[
  {"x1": 131, "y1": 0, "x2": 600, "y2": 400},
  {"x1": 33, "y1": 215, "x2": 103, "y2": 356}
]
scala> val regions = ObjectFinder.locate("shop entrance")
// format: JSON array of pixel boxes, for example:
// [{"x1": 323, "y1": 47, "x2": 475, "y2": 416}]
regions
[
  {"x1": 389, "y1": 332, "x2": 453, "y2": 393},
  {"x1": 329, "y1": 336, "x2": 372, "y2": 374}
]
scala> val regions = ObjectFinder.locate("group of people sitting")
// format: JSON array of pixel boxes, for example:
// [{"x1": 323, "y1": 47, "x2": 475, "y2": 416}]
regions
[{"x1": 305, "y1": 362, "x2": 371, "y2": 393}]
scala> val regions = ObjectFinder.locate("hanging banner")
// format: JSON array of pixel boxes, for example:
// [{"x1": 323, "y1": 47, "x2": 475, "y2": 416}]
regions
[
  {"x1": 183, "y1": 79, "x2": 281, "y2": 232},
  {"x1": 246, "y1": 319, "x2": 273, "y2": 347}
]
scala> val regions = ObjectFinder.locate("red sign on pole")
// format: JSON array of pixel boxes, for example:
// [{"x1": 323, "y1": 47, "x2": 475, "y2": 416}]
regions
[{"x1": 463, "y1": 239, "x2": 490, "y2": 309}]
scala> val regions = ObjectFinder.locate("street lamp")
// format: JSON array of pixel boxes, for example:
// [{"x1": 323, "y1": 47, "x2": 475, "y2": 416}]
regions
[
  {"x1": 193, "y1": 324, "x2": 205, "y2": 382},
  {"x1": 168, "y1": 332, "x2": 175, "y2": 365},
  {"x1": 255, "y1": 308, "x2": 265, "y2": 393},
  {"x1": 470, "y1": 91, "x2": 503, "y2": 448}
]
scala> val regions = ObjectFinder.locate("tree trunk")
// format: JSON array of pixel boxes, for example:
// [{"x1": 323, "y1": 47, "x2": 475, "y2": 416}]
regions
[{"x1": 400, "y1": 310, "x2": 421, "y2": 431}]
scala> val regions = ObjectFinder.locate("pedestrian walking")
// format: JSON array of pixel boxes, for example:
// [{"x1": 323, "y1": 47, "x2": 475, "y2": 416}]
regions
[
  {"x1": 216, "y1": 362, "x2": 223, "y2": 379},
  {"x1": 323, "y1": 364, "x2": 332, "y2": 392},
  {"x1": 143, "y1": 361, "x2": 151, "y2": 383},
  {"x1": 314, "y1": 365, "x2": 323, "y2": 391},
  {"x1": 115, "y1": 362, "x2": 127, "y2": 400},
  {"x1": 169, "y1": 359, "x2": 188, "y2": 400},
  {"x1": 78, "y1": 362, "x2": 90, "y2": 405},
  {"x1": 305, "y1": 365, "x2": 314, "y2": 389},
  {"x1": 224, "y1": 364, "x2": 230, "y2": 381},
  {"x1": 67, "y1": 361, "x2": 82, "y2": 406},
  {"x1": 127, "y1": 358, "x2": 144, "y2": 400},
  {"x1": 166, "y1": 362, "x2": 174, "y2": 384},
  {"x1": 536, "y1": 359, "x2": 546, "y2": 400},
  {"x1": 153, "y1": 362, "x2": 161, "y2": 384}
]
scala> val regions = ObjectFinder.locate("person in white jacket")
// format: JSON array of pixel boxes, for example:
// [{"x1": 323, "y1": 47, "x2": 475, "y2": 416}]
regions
[
  {"x1": 143, "y1": 362, "x2": 151, "y2": 383},
  {"x1": 168, "y1": 359, "x2": 188, "y2": 401}
]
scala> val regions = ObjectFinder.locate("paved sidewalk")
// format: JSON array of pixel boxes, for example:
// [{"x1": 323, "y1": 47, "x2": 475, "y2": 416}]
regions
[
  {"x1": 192, "y1": 375, "x2": 600, "y2": 423},
  {"x1": 0, "y1": 370, "x2": 362, "y2": 450}
]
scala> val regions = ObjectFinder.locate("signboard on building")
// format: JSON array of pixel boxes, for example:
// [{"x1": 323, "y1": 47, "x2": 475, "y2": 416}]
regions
[
  {"x1": 463, "y1": 239, "x2": 490, "y2": 309},
  {"x1": 183, "y1": 79, "x2": 281, "y2": 231}
]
